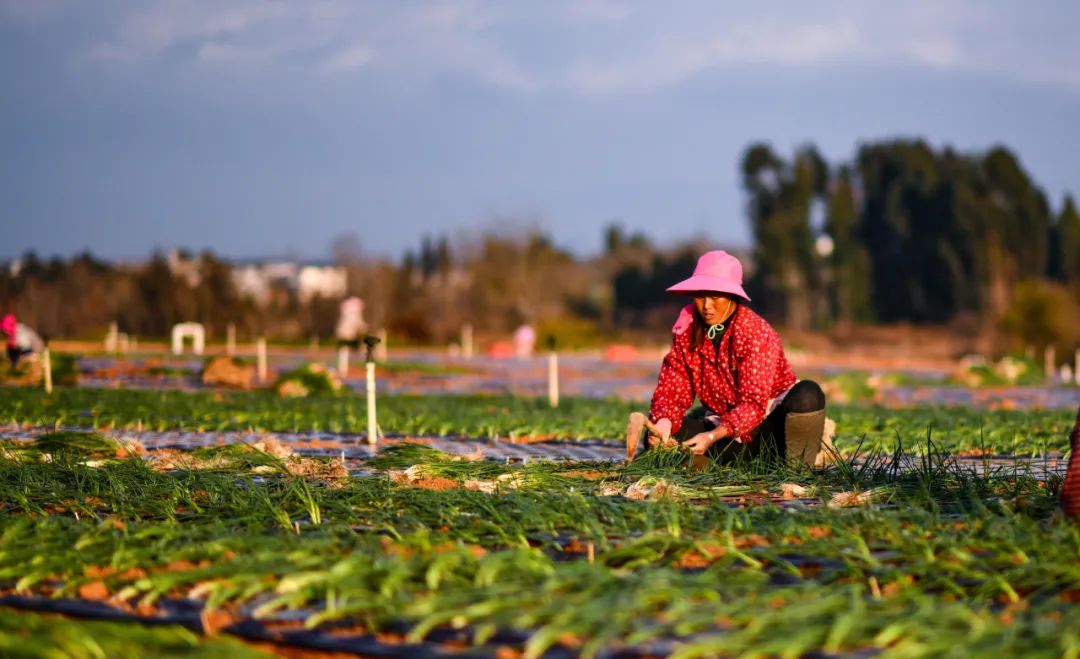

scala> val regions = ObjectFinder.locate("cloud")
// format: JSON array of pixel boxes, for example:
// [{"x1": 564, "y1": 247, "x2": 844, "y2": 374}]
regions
[
  {"x1": 197, "y1": 42, "x2": 273, "y2": 65},
  {"x1": 73, "y1": 1, "x2": 1080, "y2": 94},
  {"x1": 321, "y1": 45, "x2": 376, "y2": 73},
  {"x1": 83, "y1": 0, "x2": 538, "y2": 88},
  {"x1": 0, "y1": 0, "x2": 71, "y2": 22},
  {"x1": 86, "y1": 2, "x2": 293, "y2": 62},
  {"x1": 905, "y1": 37, "x2": 962, "y2": 69},
  {"x1": 567, "y1": 19, "x2": 865, "y2": 94},
  {"x1": 564, "y1": 0, "x2": 633, "y2": 24}
]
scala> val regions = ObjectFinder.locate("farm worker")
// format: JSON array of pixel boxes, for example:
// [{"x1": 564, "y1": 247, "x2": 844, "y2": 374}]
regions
[
  {"x1": 1060, "y1": 407, "x2": 1080, "y2": 518},
  {"x1": 335, "y1": 297, "x2": 367, "y2": 349},
  {"x1": 1, "y1": 313, "x2": 45, "y2": 368},
  {"x1": 642, "y1": 251, "x2": 827, "y2": 467},
  {"x1": 513, "y1": 324, "x2": 536, "y2": 359}
]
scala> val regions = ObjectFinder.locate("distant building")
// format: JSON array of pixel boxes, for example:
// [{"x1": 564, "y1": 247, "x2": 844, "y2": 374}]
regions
[
  {"x1": 158, "y1": 249, "x2": 349, "y2": 306},
  {"x1": 230, "y1": 259, "x2": 347, "y2": 306},
  {"x1": 167, "y1": 249, "x2": 203, "y2": 288},
  {"x1": 231, "y1": 264, "x2": 289, "y2": 305},
  {"x1": 297, "y1": 265, "x2": 347, "y2": 303}
]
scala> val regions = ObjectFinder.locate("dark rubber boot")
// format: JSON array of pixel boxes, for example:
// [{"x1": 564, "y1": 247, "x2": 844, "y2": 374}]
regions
[{"x1": 785, "y1": 409, "x2": 826, "y2": 469}]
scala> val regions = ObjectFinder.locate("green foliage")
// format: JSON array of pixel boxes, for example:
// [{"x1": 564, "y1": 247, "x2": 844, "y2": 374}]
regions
[
  {"x1": 827, "y1": 371, "x2": 878, "y2": 402},
  {"x1": 0, "y1": 388, "x2": 1076, "y2": 455},
  {"x1": 32, "y1": 430, "x2": 119, "y2": 458},
  {"x1": 738, "y1": 140, "x2": 1068, "y2": 327},
  {"x1": 857, "y1": 141, "x2": 1053, "y2": 323},
  {"x1": 272, "y1": 363, "x2": 341, "y2": 397},
  {"x1": 623, "y1": 445, "x2": 692, "y2": 471},
  {"x1": 376, "y1": 360, "x2": 471, "y2": 376},
  {"x1": 0, "y1": 436, "x2": 1078, "y2": 656},
  {"x1": 957, "y1": 355, "x2": 1044, "y2": 387},
  {"x1": 1057, "y1": 195, "x2": 1080, "y2": 286},
  {"x1": 536, "y1": 316, "x2": 605, "y2": 350},
  {"x1": 824, "y1": 168, "x2": 873, "y2": 323},
  {"x1": 50, "y1": 352, "x2": 80, "y2": 386},
  {"x1": 999, "y1": 280, "x2": 1080, "y2": 356},
  {"x1": 611, "y1": 248, "x2": 698, "y2": 322},
  {"x1": 0, "y1": 608, "x2": 270, "y2": 658},
  {"x1": 742, "y1": 143, "x2": 825, "y2": 329}
]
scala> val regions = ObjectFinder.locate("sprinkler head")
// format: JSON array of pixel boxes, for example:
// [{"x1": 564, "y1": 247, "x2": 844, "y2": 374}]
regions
[{"x1": 363, "y1": 335, "x2": 381, "y2": 363}]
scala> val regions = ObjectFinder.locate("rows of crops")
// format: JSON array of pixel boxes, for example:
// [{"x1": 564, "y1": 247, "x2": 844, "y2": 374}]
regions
[
  {"x1": 1, "y1": 384, "x2": 1079, "y2": 656},
  {"x1": 2, "y1": 388, "x2": 1077, "y2": 454},
  {"x1": 1, "y1": 415, "x2": 1079, "y2": 657}
]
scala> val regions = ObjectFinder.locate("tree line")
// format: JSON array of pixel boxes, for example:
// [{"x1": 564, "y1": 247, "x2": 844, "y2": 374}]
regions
[
  {"x1": 2, "y1": 139, "x2": 1077, "y2": 353},
  {"x1": 744, "y1": 140, "x2": 1080, "y2": 330}
]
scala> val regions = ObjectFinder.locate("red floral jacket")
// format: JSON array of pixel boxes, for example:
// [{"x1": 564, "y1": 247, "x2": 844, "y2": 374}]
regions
[
  {"x1": 1060, "y1": 407, "x2": 1080, "y2": 518},
  {"x1": 649, "y1": 304, "x2": 797, "y2": 441}
]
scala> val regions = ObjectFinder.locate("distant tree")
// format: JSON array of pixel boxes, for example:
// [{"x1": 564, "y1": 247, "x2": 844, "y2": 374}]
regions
[
  {"x1": 135, "y1": 252, "x2": 181, "y2": 335},
  {"x1": 464, "y1": 229, "x2": 584, "y2": 335},
  {"x1": 330, "y1": 233, "x2": 364, "y2": 266},
  {"x1": 854, "y1": 141, "x2": 1054, "y2": 322},
  {"x1": 824, "y1": 167, "x2": 872, "y2": 322},
  {"x1": 435, "y1": 236, "x2": 452, "y2": 278},
  {"x1": 857, "y1": 140, "x2": 941, "y2": 321},
  {"x1": 741, "y1": 143, "x2": 824, "y2": 329},
  {"x1": 999, "y1": 279, "x2": 1079, "y2": 357},
  {"x1": 604, "y1": 223, "x2": 625, "y2": 255},
  {"x1": 1057, "y1": 195, "x2": 1080, "y2": 288}
]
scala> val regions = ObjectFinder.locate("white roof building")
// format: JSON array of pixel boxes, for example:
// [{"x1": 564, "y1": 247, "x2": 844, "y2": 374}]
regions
[{"x1": 230, "y1": 260, "x2": 347, "y2": 306}]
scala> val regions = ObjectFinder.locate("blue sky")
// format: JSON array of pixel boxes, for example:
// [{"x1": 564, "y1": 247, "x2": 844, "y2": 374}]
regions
[{"x1": 2, "y1": 0, "x2": 1079, "y2": 262}]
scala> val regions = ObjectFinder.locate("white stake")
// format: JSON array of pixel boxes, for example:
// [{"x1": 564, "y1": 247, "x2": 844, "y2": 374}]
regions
[
  {"x1": 1045, "y1": 345, "x2": 1056, "y2": 382},
  {"x1": 257, "y1": 337, "x2": 268, "y2": 382},
  {"x1": 43, "y1": 348, "x2": 53, "y2": 394},
  {"x1": 548, "y1": 349, "x2": 559, "y2": 408},
  {"x1": 226, "y1": 323, "x2": 236, "y2": 356},
  {"x1": 462, "y1": 324, "x2": 474, "y2": 360},
  {"x1": 105, "y1": 322, "x2": 118, "y2": 353},
  {"x1": 366, "y1": 360, "x2": 378, "y2": 446},
  {"x1": 338, "y1": 345, "x2": 350, "y2": 377}
]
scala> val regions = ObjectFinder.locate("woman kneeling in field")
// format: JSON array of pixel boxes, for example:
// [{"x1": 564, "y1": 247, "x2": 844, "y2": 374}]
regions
[{"x1": 642, "y1": 250, "x2": 827, "y2": 467}]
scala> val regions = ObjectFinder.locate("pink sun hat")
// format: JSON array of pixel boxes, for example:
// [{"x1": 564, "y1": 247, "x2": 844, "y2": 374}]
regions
[{"x1": 666, "y1": 250, "x2": 751, "y2": 302}]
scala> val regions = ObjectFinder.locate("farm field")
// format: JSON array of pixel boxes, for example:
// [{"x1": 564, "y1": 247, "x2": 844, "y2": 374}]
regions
[
  {"x1": 2, "y1": 382, "x2": 1080, "y2": 657},
  {"x1": 2, "y1": 387, "x2": 1078, "y2": 455},
  {"x1": 66, "y1": 351, "x2": 1080, "y2": 410}
]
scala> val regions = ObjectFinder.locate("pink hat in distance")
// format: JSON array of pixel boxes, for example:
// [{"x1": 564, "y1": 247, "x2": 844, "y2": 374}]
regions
[
  {"x1": 666, "y1": 250, "x2": 751, "y2": 302},
  {"x1": 0, "y1": 313, "x2": 15, "y2": 335}
]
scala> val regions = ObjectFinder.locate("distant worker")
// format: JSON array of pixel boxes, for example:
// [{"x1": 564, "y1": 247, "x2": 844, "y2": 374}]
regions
[
  {"x1": 637, "y1": 251, "x2": 828, "y2": 467},
  {"x1": 513, "y1": 324, "x2": 536, "y2": 359},
  {"x1": 335, "y1": 297, "x2": 367, "y2": 349},
  {"x1": 1, "y1": 313, "x2": 44, "y2": 368}
]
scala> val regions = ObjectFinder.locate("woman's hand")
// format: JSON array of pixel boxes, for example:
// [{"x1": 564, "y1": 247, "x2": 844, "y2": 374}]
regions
[
  {"x1": 648, "y1": 418, "x2": 673, "y2": 445},
  {"x1": 681, "y1": 431, "x2": 718, "y2": 455},
  {"x1": 681, "y1": 424, "x2": 732, "y2": 455}
]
